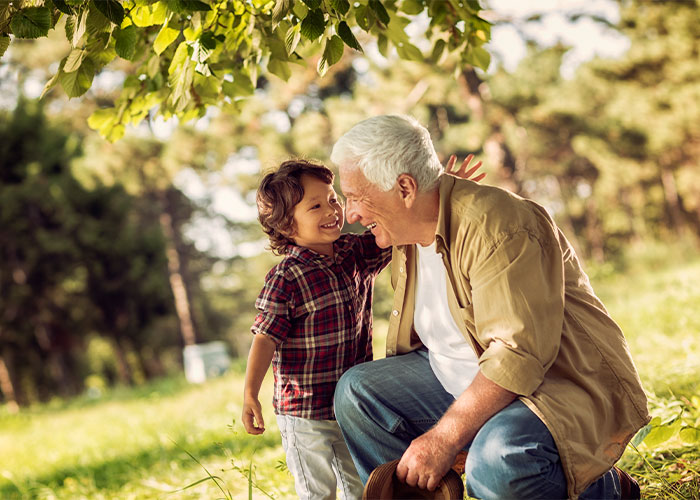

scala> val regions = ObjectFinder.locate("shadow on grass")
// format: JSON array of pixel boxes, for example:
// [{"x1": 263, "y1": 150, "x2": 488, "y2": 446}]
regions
[{"x1": 0, "y1": 430, "x2": 281, "y2": 499}]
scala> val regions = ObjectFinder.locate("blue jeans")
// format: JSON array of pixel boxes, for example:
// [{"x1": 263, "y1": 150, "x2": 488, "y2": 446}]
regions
[{"x1": 334, "y1": 350, "x2": 621, "y2": 499}]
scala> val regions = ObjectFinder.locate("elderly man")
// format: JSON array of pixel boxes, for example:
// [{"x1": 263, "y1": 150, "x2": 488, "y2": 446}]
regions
[{"x1": 331, "y1": 115, "x2": 649, "y2": 499}]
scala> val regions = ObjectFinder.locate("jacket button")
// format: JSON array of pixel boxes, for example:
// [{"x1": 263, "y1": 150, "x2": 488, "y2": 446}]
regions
[
  {"x1": 399, "y1": 267, "x2": 404, "y2": 273},
  {"x1": 392, "y1": 310, "x2": 399, "y2": 316}
]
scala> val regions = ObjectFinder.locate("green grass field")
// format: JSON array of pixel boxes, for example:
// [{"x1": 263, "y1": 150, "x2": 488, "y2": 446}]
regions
[{"x1": 1, "y1": 245, "x2": 699, "y2": 499}]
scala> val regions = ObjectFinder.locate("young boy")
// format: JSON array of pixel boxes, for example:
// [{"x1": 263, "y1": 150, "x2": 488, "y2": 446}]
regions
[
  {"x1": 242, "y1": 159, "x2": 388, "y2": 500},
  {"x1": 242, "y1": 156, "x2": 482, "y2": 500}
]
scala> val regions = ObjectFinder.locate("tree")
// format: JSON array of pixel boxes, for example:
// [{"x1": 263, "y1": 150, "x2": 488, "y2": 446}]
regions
[{"x1": 0, "y1": 0, "x2": 491, "y2": 141}]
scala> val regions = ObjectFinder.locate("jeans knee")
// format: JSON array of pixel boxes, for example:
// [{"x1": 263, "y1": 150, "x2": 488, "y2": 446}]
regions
[
  {"x1": 334, "y1": 365, "x2": 365, "y2": 421},
  {"x1": 465, "y1": 441, "x2": 566, "y2": 499}
]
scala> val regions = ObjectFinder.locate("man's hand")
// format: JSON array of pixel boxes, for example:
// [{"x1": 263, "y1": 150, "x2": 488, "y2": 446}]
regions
[
  {"x1": 446, "y1": 154, "x2": 485, "y2": 182},
  {"x1": 395, "y1": 426, "x2": 460, "y2": 491},
  {"x1": 242, "y1": 397, "x2": 265, "y2": 435}
]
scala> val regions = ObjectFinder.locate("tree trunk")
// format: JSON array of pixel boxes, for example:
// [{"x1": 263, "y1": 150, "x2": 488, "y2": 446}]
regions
[
  {"x1": 585, "y1": 198, "x2": 606, "y2": 264},
  {"x1": 112, "y1": 338, "x2": 133, "y2": 385},
  {"x1": 660, "y1": 168, "x2": 687, "y2": 236},
  {"x1": 159, "y1": 207, "x2": 197, "y2": 347},
  {"x1": 0, "y1": 351, "x2": 19, "y2": 413}
]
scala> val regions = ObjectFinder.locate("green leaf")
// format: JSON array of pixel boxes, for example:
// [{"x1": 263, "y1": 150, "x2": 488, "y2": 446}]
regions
[
  {"x1": 147, "y1": 54, "x2": 161, "y2": 78},
  {"x1": 330, "y1": 0, "x2": 350, "y2": 15},
  {"x1": 292, "y1": 1, "x2": 308, "y2": 18},
  {"x1": 272, "y1": 0, "x2": 291, "y2": 25},
  {"x1": 377, "y1": 33, "x2": 388, "y2": 57},
  {"x1": 168, "y1": 40, "x2": 189, "y2": 75},
  {"x1": 268, "y1": 58, "x2": 291, "y2": 81},
  {"x1": 369, "y1": 0, "x2": 390, "y2": 25},
  {"x1": 59, "y1": 56, "x2": 95, "y2": 97},
  {"x1": 631, "y1": 424, "x2": 652, "y2": 447},
  {"x1": 464, "y1": 45, "x2": 490, "y2": 70},
  {"x1": 87, "y1": 3, "x2": 113, "y2": 37},
  {"x1": 300, "y1": 9, "x2": 325, "y2": 41},
  {"x1": 87, "y1": 107, "x2": 117, "y2": 134},
  {"x1": 63, "y1": 47, "x2": 87, "y2": 72},
  {"x1": 115, "y1": 25, "x2": 138, "y2": 60},
  {"x1": 72, "y1": 9, "x2": 88, "y2": 46},
  {"x1": 154, "y1": 25, "x2": 180, "y2": 55},
  {"x1": 324, "y1": 34, "x2": 343, "y2": 66},
  {"x1": 223, "y1": 68, "x2": 255, "y2": 98},
  {"x1": 679, "y1": 427, "x2": 700, "y2": 444},
  {"x1": 302, "y1": 0, "x2": 321, "y2": 9},
  {"x1": 131, "y1": 2, "x2": 168, "y2": 27},
  {"x1": 91, "y1": 0, "x2": 124, "y2": 25},
  {"x1": 170, "y1": 0, "x2": 211, "y2": 12},
  {"x1": 429, "y1": 39, "x2": 446, "y2": 63},
  {"x1": 41, "y1": 60, "x2": 64, "y2": 99},
  {"x1": 402, "y1": 0, "x2": 424, "y2": 15},
  {"x1": 354, "y1": 5, "x2": 374, "y2": 32},
  {"x1": 317, "y1": 35, "x2": 343, "y2": 77},
  {"x1": 51, "y1": 0, "x2": 75, "y2": 15},
  {"x1": 643, "y1": 418, "x2": 682, "y2": 448},
  {"x1": 285, "y1": 23, "x2": 301, "y2": 55},
  {"x1": 396, "y1": 41, "x2": 423, "y2": 61},
  {"x1": 0, "y1": 36, "x2": 9, "y2": 58},
  {"x1": 337, "y1": 21, "x2": 362, "y2": 52},
  {"x1": 10, "y1": 7, "x2": 52, "y2": 39}
]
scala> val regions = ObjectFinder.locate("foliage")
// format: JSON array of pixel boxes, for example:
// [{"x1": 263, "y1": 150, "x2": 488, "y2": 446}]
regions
[
  {"x1": 0, "y1": 0, "x2": 492, "y2": 141},
  {"x1": 0, "y1": 99, "x2": 187, "y2": 403}
]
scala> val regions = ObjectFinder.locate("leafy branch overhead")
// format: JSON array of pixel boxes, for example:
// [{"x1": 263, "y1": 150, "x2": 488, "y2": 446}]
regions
[{"x1": 0, "y1": 0, "x2": 491, "y2": 141}]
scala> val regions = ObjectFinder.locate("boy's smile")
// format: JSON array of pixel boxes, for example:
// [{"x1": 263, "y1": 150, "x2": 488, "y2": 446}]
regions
[{"x1": 290, "y1": 174, "x2": 344, "y2": 256}]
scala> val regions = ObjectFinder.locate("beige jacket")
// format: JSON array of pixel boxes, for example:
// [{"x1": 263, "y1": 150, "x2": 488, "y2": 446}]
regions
[{"x1": 386, "y1": 176, "x2": 649, "y2": 498}]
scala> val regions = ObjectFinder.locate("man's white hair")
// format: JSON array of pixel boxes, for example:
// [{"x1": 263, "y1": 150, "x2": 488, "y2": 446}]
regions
[{"x1": 330, "y1": 115, "x2": 443, "y2": 192}]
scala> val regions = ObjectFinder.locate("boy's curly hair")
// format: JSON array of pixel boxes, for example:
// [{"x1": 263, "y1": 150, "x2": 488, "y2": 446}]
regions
[{"x1": 256, "y1": 159, "x2": 335, "y2": 255}]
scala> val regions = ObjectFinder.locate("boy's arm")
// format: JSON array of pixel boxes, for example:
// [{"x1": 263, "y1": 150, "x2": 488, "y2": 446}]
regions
[{"x1": 242, "y1": 333, "x2": 277, "y2": 435}]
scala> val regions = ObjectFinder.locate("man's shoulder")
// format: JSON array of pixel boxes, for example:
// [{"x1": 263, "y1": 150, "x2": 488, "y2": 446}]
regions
[{"x1": 441, "y1": 178, "x2": 553, "y2": 242}]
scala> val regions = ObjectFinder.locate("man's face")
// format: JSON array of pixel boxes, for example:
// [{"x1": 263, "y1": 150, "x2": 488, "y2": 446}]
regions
[{"x1": 338, "y1": 165, "x2": 412, "y2": 248}]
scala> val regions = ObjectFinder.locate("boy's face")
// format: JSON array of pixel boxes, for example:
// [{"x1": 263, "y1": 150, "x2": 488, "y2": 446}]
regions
[{"x1": 290, "y1": 174, "x2": 344, "y2": 255}]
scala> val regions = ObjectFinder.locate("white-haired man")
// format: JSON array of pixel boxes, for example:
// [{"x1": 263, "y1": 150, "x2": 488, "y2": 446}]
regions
[{"x1": 331, "y1": 115, "x2": 649, "y2": 499}]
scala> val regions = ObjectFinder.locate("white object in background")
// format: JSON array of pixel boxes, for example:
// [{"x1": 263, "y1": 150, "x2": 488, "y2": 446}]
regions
[{"x1": 183, "y1": 341, "x2": 231, "y2": 384}]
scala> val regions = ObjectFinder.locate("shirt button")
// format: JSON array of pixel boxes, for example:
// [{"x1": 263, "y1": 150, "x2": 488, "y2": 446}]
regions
[
  {"x1": 387, "y1": 349, "x2": 394, "y2": 355},
  {"x1": 399, "y1": 267, "x2": 404, "y2": 273},
  {"x1": 392, "y1": 310, "x2": 399, "y2": 316}
]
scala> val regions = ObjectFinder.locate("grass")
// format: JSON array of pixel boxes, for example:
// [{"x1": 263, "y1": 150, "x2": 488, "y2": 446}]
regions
[{"x1": 1, "y1": 243, "x2": 699, "y2": 499}]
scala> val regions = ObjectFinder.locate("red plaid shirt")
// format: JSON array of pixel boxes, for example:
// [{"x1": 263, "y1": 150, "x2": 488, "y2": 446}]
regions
[{"x1": 252, "y1": 231, "x2": 391, "y2": 420}]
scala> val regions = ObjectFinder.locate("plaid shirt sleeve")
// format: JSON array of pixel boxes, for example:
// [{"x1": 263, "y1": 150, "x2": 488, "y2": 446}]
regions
[
  {"x1": 251, "y1": 267, "x2": 294, "y2": 344},
  {"x1": 355, "y1": 230, "x2": 392, "y2": 275}
]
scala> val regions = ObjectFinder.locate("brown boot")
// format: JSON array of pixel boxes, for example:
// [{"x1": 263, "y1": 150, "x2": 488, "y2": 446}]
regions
[{"x1": 615, "y1": 467, "x2": 640, "y2": 499}]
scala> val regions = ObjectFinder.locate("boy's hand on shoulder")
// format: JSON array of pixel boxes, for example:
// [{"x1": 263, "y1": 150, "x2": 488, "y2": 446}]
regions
[
  {"x1": 242, "y1": 397, "x2": 265, "y2": 435},
  {"x1": 445, "y1": 154, "x2": 485, "y2": 183}
]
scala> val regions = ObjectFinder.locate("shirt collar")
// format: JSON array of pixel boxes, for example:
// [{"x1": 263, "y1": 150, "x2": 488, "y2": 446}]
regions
[
  {"x1": 435, "y1": 175, "x2": 455, "y2": 254},
  {"x1": 285, "y1": 234, "x2": 352, "y2": 266}
]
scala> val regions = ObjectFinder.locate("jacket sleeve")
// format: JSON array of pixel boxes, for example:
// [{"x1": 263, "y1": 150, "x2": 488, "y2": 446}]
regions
[{"x1": 464, "y1": 228, "x2": 565, "y2": 396}]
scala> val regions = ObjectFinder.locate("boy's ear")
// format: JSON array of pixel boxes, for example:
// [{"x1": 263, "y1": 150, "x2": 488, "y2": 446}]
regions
[{"x1": 396, "y1": 173, "x2": 418, "y2": 208}]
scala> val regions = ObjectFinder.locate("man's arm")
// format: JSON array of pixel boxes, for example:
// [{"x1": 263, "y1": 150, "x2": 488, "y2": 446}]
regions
[{"x1": 396, "y1": 371, "x2": 516, "y2": 491}]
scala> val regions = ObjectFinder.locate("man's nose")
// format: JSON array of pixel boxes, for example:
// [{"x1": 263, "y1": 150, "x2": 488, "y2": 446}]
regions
[{"x1": 345, "y1": 200, "x2": 360, "y2": 224}]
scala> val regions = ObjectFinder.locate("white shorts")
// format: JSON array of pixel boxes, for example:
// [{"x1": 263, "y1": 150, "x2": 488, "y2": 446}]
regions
[{"x1": 276, "y1": 414, "x2": 363, "y2": 500}]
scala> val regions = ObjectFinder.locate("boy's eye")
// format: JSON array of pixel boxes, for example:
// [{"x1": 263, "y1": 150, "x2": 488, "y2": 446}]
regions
[{"x1": 310, "y1": 204, "x2": 320, "y2": 210}]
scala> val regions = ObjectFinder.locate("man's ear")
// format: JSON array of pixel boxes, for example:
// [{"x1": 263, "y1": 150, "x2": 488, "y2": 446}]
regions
[{"x1": 396, "y1": 173, "x2": 418, "y2": 208}]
